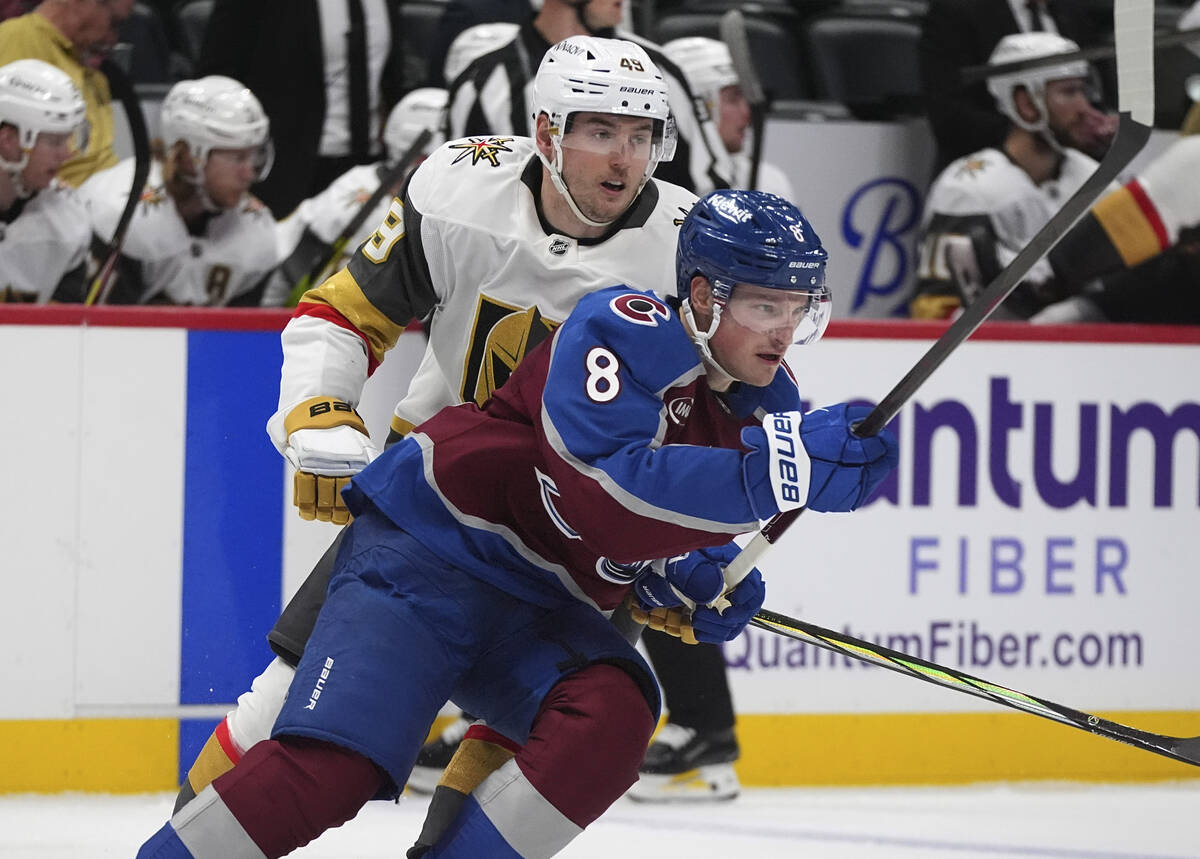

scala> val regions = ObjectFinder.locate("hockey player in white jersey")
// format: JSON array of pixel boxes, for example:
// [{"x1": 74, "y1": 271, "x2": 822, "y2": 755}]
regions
[
  {"x1": 0, "y1": 59, "x2": 91, "y2": 303},
  {"x1": 911, "y1": 32, "x2": 1111, "y2": 320},
  {"x1": 445, "y1": 0, "x2": 733, "y2": 195},
  {"x1": 663, "y1": 36, "x2": 795, "y2": 202},
  {"x1": 78, "y1": 75, "x2": 279, "y2": 306},
  {"x1": 173, "y1": 36, "x2": 697, "y2": 824},
  {"x1": 266, "y1": 87, "x2": 448, "y2": 306}
]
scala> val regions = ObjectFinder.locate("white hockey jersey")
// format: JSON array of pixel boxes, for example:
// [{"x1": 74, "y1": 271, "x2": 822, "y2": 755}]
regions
[
  {"x1": 79, "y1": 158, "x2": 279, "y2": 306},
  {"x1": 0, "y1": 180, "x2": 90, "y2": 303},
  {"x1": 913, "y1": 146, "x2": 1101, "y2": 318},
  {"x1": 268, "y1": 135, "x2": 697, "y2": 449}
]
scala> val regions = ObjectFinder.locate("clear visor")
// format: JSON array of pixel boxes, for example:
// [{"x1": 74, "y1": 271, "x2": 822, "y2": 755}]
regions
[
  {"x1": 207, "y1": 140, "x2": 274, "y2": 181},
  {"x1": 558, "y1": 114, "x2": 671, "y2": 164},
  {"x1": 35, "y1": 120, "x2": 89, "y2": 157},
  {"x1": 1043, "y1": 75, "x2": 1097, "y2": 106},
  {"x1": 721, "y1": 282, "x2": 832, "y2": 346}
]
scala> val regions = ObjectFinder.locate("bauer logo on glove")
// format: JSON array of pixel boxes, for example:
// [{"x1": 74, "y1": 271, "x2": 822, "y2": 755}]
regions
[
  {"x1": 283, "y1": 396, "x2": 379, "y2": 524},
  {"x1": 765, "y1": 410, "x2": 807, "y2": 510},
  {"x1": 742, "y1": 403, "x2": 899, "y2": 517}
]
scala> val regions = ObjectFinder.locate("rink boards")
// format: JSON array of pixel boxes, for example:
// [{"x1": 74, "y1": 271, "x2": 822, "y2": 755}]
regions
[{"x1": 1, "y1": 306, "x2": 1199, "y2": 792}]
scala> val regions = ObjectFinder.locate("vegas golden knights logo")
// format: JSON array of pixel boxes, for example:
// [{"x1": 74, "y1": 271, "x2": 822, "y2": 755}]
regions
[{"x1": 461, "y1": 295, "x2": 561, "y2": 406}]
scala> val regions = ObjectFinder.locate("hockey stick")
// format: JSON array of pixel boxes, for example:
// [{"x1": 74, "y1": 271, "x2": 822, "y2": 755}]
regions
[
  {"x1": 85, "y1": 58, "x2": 151, "y2": 306},
  {"x1": 718, "y1": 0, "x2": 1156, "y2": 593},
  {"x1": 719, "y1": 9, "x2": 766, "y2": 191},
  {"x1": 961, "y1": 26, "x2": 1200, "y2": 85},
  {"x1": 285, "y1": 128, "x2": 433, "y2": 307},
  {"x1": 749, "y1": 608, "x2": 1200, "y2": 767}
]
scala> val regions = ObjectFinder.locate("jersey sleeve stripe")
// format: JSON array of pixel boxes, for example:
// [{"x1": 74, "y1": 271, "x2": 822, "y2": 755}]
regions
[
  {"x1": 1092, "y1": 180, "x2": 1170, "y2": 268},
  {"x1": 296, "y1": 267, "x2": 406, "y2": 374}
]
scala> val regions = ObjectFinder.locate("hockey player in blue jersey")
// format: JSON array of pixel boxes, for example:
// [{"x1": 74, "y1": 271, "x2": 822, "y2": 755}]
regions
[{"x1": 138, "y1": 189, "x2": 899, "y2": 859}]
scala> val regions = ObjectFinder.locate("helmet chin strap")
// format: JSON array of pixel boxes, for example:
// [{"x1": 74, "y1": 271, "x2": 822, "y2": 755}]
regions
[
  {"x1": 1017, "y1": 92, "x2": 1066, "y2": 155},
  {"x1": 681, "y1": 298, "x2": 742, "y2": 383},
  {"x1": 0, "y1": 149, "x2": 33, "y2": 200},
  {"x1": 539, "y1": 139, "x2": 649, "y2": 230}
]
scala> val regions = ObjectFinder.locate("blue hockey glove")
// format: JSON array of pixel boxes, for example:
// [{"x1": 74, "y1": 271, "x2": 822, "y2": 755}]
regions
[
  {"x1": 799, "y1": 404, "x2": 898, "y2": 511},
  {"x1": 631, "y1": 543, "x2": 741, "y2": 611},
  {"x1": 742, "y1": 405, "x2": 898, "y2": 516},
  {"x1": 689, "y1": 567, "x2": 766, "y2": 644}
]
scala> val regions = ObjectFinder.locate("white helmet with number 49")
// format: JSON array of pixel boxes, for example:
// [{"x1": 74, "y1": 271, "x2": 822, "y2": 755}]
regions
[{"x1": 531, "y1": 35, "x2": 676, "y2": 226}]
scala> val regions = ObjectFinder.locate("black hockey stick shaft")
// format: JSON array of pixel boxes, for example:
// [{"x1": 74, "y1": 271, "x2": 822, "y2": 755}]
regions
[
  {"x1": 749, "y1": 608, "x2": 1200, "y2": 767},
  {"x1": 719, "y1": 9, "x2": 766, "y2": 191},
  {"x1": 85, "y1": 59, "x2": 151, "y2": 306},
  {"x1": 286, "y1": 128, "x2": 432, "y2": 307}
]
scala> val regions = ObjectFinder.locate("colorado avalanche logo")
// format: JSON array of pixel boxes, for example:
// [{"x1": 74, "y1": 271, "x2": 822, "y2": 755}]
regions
[{"x1": 609, "y1": 293, "x2": 670, "y2": 327}]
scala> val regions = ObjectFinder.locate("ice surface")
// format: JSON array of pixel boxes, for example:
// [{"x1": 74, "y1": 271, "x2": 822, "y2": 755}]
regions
[{"x1": 2, "y1": 782, "x2": 1197, "y2": 858}]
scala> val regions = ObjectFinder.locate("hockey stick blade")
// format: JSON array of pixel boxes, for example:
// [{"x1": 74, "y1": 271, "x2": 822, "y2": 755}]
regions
[{"x1": 750, "y1": 608, "x2": 1200, "y2": 768}]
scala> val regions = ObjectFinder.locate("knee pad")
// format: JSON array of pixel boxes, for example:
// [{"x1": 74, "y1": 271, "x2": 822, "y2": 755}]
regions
[
  {"x1": 211, "y1": 736, "x2": 383, "y2": 857},
  {"x1": 226, "y1": 656, "x2": 295, "y2": 753},
  {"x1": 519, "y1": 663, "x2": 655, "y2": 828}
]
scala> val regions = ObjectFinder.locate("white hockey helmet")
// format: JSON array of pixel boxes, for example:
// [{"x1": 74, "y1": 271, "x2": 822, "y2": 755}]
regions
[
  {"x1": 0, "y1": 59, "x2": 88, "y2": 195},
  {"x1": 987, "y1": 32, "x2": 1090, "y2": 134},
  {"x1": 662, "y1": 37, "x2": 739, "y2": 107},
  {"x1": 383, "y1": 87, "x2": 447, "y2": 164},
  {"x1": 443, "y1": 22, "x2": 519, "y2": 84},
  {"x1": 532, "y1": 35, "x2": 676, "y2": 226},
  {"x1": 160, "y1": 75, "x2": 273, "y2": 179},
  {"x1": 0, "y1": 58, "x2": 88, "y2": 151}
]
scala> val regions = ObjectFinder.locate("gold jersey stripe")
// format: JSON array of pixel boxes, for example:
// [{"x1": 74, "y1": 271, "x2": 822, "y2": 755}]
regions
[
  {"x1": 302, "y1": 268, "x2": 408, "y2": 366},
  {"x1": 1092, "y1": 185, "x2": 1165, "y2": 269},
  {"x1": 390, "y1": 414, "x2": 417, "y2": 437}
]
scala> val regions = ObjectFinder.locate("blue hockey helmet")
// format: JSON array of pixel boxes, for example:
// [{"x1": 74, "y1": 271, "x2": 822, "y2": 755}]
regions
[{"x1": 677, "y1": 190, "x2": 831, "y2": 345}]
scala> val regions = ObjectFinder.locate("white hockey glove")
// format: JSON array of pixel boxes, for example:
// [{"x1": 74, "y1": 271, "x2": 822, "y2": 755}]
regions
[{"x1": 282, "y1": 396, "x2": 379, "y2": 524}]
